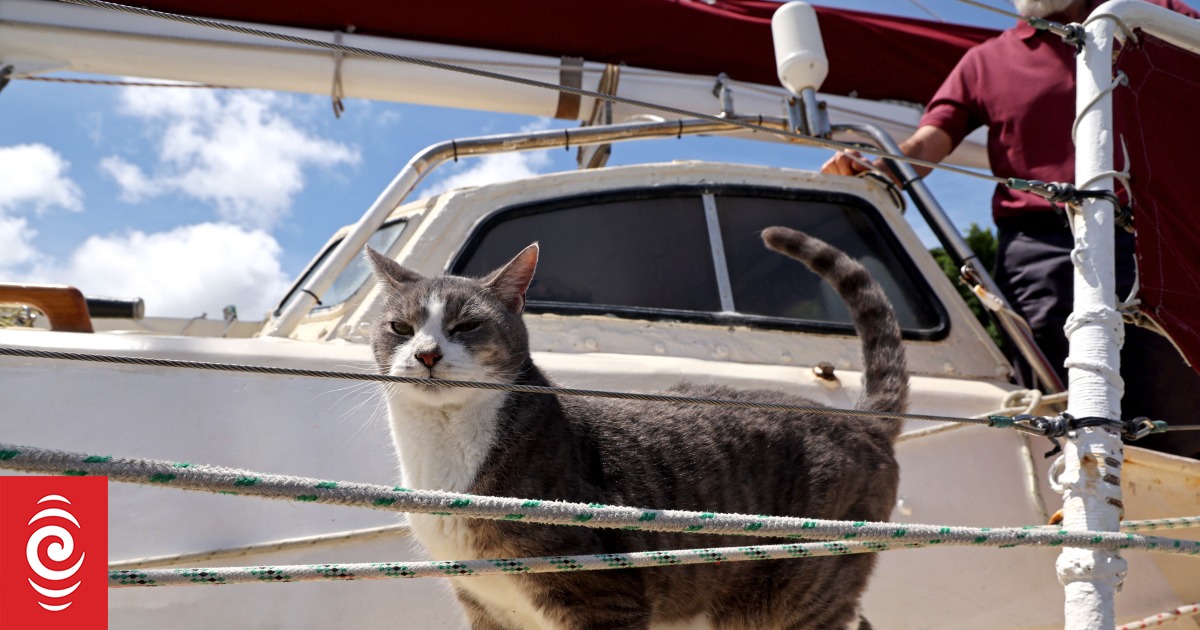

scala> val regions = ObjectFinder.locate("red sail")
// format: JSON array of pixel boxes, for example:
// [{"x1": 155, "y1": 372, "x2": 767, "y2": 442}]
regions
[{"x1": 1115, "y1": 31, "x2": 1200, "y2": 374}]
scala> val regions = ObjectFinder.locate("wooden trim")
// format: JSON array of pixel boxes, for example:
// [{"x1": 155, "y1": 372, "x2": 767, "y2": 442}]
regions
[{"x1": 0, "y1": 284, "x2": 94, "y2": 333}]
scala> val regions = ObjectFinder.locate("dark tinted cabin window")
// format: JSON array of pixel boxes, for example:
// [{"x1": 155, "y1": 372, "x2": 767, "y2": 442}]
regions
[
  {"x1": 455, "y1": 196, "x2": 721, "y2": 313},
  {"x1": 452, "y1": 187, "x2": 946, "y2": 339},
  {"x1": 716, "y1": 194, "x2": 941, "y2": 331}
]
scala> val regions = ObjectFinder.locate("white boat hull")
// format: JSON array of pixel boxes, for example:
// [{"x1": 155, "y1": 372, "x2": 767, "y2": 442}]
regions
[{"x1": 2, "y1": 328, "x2": 1197, "y2": 629}]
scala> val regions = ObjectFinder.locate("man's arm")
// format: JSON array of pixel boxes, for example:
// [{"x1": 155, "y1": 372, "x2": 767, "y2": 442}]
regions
[{"x1": 820, "y1": 125, "x2": 954, "y2": 181}]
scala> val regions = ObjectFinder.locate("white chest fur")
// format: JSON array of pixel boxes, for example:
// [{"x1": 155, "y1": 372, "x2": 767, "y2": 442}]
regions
[
  {"x1": 386, "y1": 395, "x2": 556, "y2": 629},
  {"x1": 386, "y1": 394, "x2": 502, "y2": 554}
]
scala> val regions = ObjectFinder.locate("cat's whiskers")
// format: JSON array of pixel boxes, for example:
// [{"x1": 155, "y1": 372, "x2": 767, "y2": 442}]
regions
[
  {"x1": 339, "y1": 383, "x2": 393, "y2": 449},
  {"x1": 362, "y1": 233, "x2": 902, "y2": 629},
  {"x1": 336, "y1": 379, "x2": 386, "y2": 436}
]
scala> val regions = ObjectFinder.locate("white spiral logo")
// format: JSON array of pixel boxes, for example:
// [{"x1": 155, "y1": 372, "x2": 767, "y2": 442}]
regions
[{"x1": 26, "y1": 494, "x2": 86, "y2": 612}]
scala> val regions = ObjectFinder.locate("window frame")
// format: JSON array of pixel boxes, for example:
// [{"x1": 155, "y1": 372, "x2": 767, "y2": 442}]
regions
[
  {"x1": 449, "y1": 185, "x2": 949, "y2": 341},
  {"x1": 275, "y1": 218, "x2": 409, "y2": 317}
]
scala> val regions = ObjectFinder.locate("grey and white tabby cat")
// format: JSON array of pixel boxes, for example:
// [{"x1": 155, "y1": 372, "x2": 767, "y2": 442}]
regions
[{"x1": 366, "y1": 226, "x2": 907, "y2": 630}]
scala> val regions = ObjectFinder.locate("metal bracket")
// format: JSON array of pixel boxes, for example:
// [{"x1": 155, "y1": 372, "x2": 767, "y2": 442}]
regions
[
  {"x1": 330, "y1": 29, "x2": 353, "y2": 118},
  {"x1": 1124, "y1": 417, "x2": 1169, "y2": 440},
  {"x1": 713, "y1": 72, "x2": 734, "y2": 117},
  {"x1": 1007, "y1": 178, "x2": 1134, "y2": 232},
  {"x1": 577, "y1": 63, "x2": 622, "y2": 170},
  {"x1": 784, "y1": 87, "x2": 830, "y2": 139}
]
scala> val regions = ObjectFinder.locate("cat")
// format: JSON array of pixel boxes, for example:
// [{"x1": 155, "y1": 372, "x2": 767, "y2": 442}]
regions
[{"x1": 366, "y1": 226, "x2": 907, "y2": 630}]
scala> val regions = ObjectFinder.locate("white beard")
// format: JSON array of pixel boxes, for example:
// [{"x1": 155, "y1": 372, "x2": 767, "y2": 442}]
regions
[{"x1": 1012, "y1": 0, "x2": 1077, "y2": 18}]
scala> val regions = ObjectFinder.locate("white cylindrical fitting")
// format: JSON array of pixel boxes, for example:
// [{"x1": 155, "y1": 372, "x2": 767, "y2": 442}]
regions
[{"x1": 771, "y1": 1, "x2": 829, "y2": 94}]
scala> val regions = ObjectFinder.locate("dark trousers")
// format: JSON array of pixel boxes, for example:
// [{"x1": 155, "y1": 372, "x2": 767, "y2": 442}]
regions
[{"x1": 995, "y1": 224, "x2": 1200, "y2": 458}]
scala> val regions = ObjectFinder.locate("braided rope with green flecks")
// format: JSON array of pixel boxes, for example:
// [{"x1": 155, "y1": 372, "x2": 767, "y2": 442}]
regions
[
  {"x1": 1118, "y1": 516, "x2": 1200, "y2": 532},
  {"x1": 109, "y1": 539, "x2": 921, "y2": 588},
  {"x1": 111, "y1": 515, "x2": 1199, "y2": 572},
  {"x1": 3, "y1": 442, "x2": 1200, "y2": 558}
]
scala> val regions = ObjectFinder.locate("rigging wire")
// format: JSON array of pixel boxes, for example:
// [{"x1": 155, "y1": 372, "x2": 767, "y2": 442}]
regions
[
  {"x1": 15, "y1": 75, "x2": 234, "y2": 88},
  {"x1": 951, "y1": 0, "x2": 1026, "y2": 21},
  {"x1": 46, "y1": 0, "x2": 1010, "y2": 188},
  {"x1": 951, "y1": 0, "x2": 1078, "y2": 39},
  {"x1": 0, "y1": 346, "x2": 1036, "y2": 433},
  {"x1": 6, "y1": 346, "x2": 1190, "y2": 440},
  {"x1": 908, "y1": 0, "x2": 946, "y2": 22}
]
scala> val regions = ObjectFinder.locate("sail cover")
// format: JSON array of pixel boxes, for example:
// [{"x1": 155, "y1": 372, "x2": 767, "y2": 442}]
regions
[
  {"x1": 119, "y1": 0, "x2": 998, "y2": 105},
  {"x1": 1114, "y1": 32, "x2": 1200, "y2": 373}
]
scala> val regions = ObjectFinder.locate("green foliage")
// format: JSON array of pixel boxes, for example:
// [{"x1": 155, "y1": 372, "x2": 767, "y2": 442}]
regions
[{"x1": 929, "y1": 223, "x2": 1003, "y2": 348}]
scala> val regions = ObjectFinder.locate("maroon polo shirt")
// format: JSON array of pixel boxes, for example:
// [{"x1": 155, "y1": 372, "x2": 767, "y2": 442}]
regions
[{"x1": 919, "y1": 0, "x2": 1199, "y2": 225}]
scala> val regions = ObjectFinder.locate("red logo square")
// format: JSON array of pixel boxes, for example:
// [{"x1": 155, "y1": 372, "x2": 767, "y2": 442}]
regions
[{"x1": 0, "y1": 476, "x2": 108, "y2": 630}]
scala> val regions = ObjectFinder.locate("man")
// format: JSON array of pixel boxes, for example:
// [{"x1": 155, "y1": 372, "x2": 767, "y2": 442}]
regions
[{"x1": 823, "y1": 0, "x2": 1200, "y2": 457}]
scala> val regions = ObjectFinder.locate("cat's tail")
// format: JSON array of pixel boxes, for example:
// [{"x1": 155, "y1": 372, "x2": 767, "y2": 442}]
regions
[{"x1": 762, "y1": 227, "x2": 909, "y2": 421}]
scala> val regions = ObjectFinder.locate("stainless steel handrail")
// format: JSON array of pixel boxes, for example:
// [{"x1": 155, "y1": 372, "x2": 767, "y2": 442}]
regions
[
  {"x1": 263, "y1": 117, "x2": 770, "y2": 337},
  {"x1": 265, "y1": 114, "x2": 1063, "y2": 397}
]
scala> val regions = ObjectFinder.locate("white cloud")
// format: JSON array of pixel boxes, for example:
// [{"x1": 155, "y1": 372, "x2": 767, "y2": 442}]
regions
[
  {"x1": 0, "y1": 215, "x2": 39, "y2": 268},
  {"x1": 0, "y1": 144, "x2": 83, "y2": 214},
  {"x1": 420, "y1": 119, "x2": 555, "y2": 196},
  {"x1": 99, "y1": 155, "x2": 159, "y2": 201},
  {"x1": 102, "y1": 88, "x2": 359, "y2": 229},
  {"x1": 27, "y1": 223, "x2": 291, "y2": 319}
]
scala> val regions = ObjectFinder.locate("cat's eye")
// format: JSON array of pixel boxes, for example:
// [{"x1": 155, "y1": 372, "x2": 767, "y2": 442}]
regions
[
  {"x1": 448, "y1": 320, "x2": 480, "y2": 336},
  {"x1": 390, "y1": 321, "x2": 415, "y2": 336}
]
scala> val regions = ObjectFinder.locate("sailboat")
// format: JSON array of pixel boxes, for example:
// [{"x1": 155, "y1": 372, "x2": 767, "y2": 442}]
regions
[{"x1": 0, "y1": 0, "x2": 1197, "y2": 627}]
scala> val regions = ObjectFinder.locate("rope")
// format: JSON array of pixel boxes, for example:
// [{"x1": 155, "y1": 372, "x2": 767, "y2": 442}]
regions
[
  {"x1": 1072, "y1": 71, "x2": 1130, "y2": 145},
  {"x1": 111, "y1": 539, "x2": 921, "y2": 588},
  {"x1": 108, "y1": 524, "x2": 411, "y2": 570},
  {"x1": 1083, "y1": 13, "x2": 1139, "y2": 45},
  {"x1": 1117, "y1": 603, "x2": 1200, "y2": 630},
  {"x1": 47, "y1": 0, "x2": 1009, "y2": 187},
  {"x1": 1117, "y1": 516, "x2": 1200, "y2": 532},
  {"x1": 0, "y1": 347, "x2": 1029, "y2": 431},
  {"x1": 3, "y1": 442, "x2": 1199, "y2": 557},
  {"x1": 895, "y1": 389, "x2": 1067, "y2": 443}
]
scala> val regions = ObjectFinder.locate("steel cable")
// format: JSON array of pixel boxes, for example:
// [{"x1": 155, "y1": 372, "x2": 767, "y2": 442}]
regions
[
  {"x1": 0, "y1": 346, "x2": 1035, "y2": 431},
  {"x1": 47, "y1": 0, "x2": 1009, "y2": 187}
]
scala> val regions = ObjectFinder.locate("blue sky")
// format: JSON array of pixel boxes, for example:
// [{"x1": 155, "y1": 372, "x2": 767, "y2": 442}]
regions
[{"x1": 0, "y1": 1, "x2": 1015, "y2": 318}]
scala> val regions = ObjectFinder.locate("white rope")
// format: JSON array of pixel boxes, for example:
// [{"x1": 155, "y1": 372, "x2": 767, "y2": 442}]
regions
[
  {"x1": 4, "y1": 442, "x2": 1200, "y2": 556},
  {"x1": 108, "y1": 524, "x2": 411, "y2": 570},
  {"x1": 896, "y1": 389, "x2": 1066, "y2": 444},
  {"x1": 1072, "y1": 71, "x2": 1130, "y2": 145},
  {"x1": 1064, "y1": 306, "x2": 1127, "y2": 347},
  {"x1": 1084, "y1": 13, "x2": 1140, "y2": 45},
  {"x1": 110, "y1": 539, "x2": 922, "y2": 588}
]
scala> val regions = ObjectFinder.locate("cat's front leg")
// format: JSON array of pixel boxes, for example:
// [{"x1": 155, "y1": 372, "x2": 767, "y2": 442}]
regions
[
  {"x1": 526, "y1": 571, "x2": 651, "y2": 630},
  {"x1": 455, "y1": 589, "x2": 511, "y2": 630}
]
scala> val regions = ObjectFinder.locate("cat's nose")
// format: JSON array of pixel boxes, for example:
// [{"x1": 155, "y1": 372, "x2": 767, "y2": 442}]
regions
[{"x1": 415, "y1": 349, "x2": 443, "y2": 368}]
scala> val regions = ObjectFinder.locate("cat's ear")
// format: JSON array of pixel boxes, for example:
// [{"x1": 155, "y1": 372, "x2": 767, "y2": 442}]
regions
[
  {"x1": 483, "y1": 243, "x2": 539, "y2": 313},
  {"x1": 365, "y1": 246, "x2": 422, "y2": 290}
]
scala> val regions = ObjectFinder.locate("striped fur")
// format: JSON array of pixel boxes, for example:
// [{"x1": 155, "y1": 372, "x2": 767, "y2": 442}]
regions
[
  {"x1": 369, "y1": 229, "x2": 909, "y2": 630},
  {"x1": 762, "y1": 226, "x2": 909, "y2": 427}
]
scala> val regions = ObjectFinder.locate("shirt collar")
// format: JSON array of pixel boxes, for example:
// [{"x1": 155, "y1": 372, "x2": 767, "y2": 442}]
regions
[{"x1": 1013, "y1": 0, "x2": 1101, "y2": 41}]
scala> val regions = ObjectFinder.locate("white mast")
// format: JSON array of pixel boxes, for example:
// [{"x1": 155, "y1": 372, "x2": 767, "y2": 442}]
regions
[
  {"x1": 1064, "y1": 1, "x2": 1200, "y2": 627},
  {"x1": 1059, "y1": 8, "x2": 1126, "y2": 628}
]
